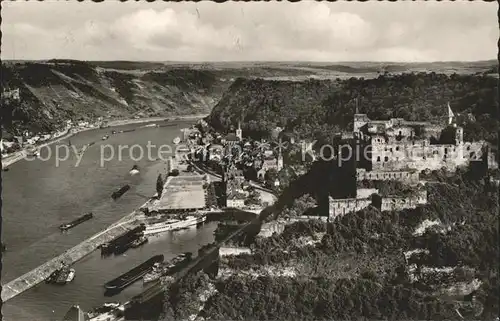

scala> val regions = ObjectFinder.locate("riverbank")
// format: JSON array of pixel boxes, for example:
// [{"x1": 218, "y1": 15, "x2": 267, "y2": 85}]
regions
[
  {"x1": 1, "y1": 114, "x2": 207, "y2": 169},
  {"x1": 2, "y1": 153, "x2": 182, "y2": 302},
  {"x1": 106, "y1": 114, "x2": 208, "y2": 128}
]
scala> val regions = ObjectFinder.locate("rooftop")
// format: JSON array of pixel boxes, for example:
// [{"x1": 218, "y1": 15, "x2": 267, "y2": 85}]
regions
[{"x1": 225, "y1": 133, "x2": 239, "y2": 141}]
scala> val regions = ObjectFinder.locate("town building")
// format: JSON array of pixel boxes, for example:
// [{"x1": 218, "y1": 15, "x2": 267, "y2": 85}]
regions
[
  {"x1": 2, "y1": 88, "x2": 20, "y2": 102},
  {"x1": 256, "y1": 145, "x2": 284, "y2": 179},
  {"x1": 224, "y1": 165, "x2": 246, "y2": 208}
]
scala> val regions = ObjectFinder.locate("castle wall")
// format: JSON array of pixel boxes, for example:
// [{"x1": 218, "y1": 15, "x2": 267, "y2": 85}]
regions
[
  {"x1": 356, "y1": 169, "x2": 419, "y2": 184},
  {"x1": 329, "y1": 198, "x2": 372, "y2": 219},
  {"x1": 370, "y1": 141, "x2": 485, "y2": 172},
  {"x1": 357, "y1": 188, "x2": 379, "y2": 199},
  {"x1": 219, "y1": 247, "x2": 251, "y2": 257},
  {"x1": 380, "y1": 189, "x2": 427, "y2": 212},
  {"x1": 329, "y1": 188, "x2": 427, "y2": 218}
]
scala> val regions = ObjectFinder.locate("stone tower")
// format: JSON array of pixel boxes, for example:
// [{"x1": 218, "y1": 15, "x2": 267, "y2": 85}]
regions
[
  {"x1": 353, "y1": 97, "x2": 369, "y2": 133},
  {"x1": 455, "y1": 126, "x2": 463, "y2": 145},
  {"x1": 354, "y1": 114, "x2": 370, "y2": 134},
  {"x1": 236, "y1": 121, "x2": 242, "y2": 141}
]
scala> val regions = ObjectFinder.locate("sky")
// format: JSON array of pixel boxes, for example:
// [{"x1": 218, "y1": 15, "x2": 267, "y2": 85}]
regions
[{"x1": 1, "y1": 1, "x2": 497, "y2": 62}]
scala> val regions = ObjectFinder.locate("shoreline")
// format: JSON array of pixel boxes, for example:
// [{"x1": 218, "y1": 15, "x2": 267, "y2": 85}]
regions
[
  {"x1": 1, "y1": 114, "x2": 207, "y2": 169},
  {"x1": 2, "y1": 130, "x2": 184, "y2": 302}
]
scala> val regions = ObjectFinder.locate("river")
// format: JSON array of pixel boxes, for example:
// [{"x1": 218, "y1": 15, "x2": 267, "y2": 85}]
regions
[{"x1": 1, "y1": 120, "x2": 217, "y2": 321}]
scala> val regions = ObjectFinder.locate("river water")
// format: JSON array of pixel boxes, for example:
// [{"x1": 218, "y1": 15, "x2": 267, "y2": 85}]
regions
[{"x1": 1, "y1": 120, "x2": 217, "y2": 321}]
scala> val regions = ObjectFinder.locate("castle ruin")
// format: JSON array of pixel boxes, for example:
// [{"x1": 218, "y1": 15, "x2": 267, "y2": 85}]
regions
[{"x1": 327, "y1": 104, "x2": 496, "y2": 220}]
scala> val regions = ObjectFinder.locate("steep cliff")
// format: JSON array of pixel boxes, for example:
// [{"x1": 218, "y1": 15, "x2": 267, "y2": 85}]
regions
[{"x1": 1, "y1": 60, "x2": 231, "y2": 135}]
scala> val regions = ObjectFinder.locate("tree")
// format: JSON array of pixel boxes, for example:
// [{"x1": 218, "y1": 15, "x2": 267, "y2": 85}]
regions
[
  {"x1": 264, "y1": 168, "x2": 278, "y2": 187},
  {"x1": 156, "y1": 174, "x2": 163, "y2": 198}
]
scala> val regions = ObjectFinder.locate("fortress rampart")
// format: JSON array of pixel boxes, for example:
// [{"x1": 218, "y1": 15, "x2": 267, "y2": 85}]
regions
[{"x1": 356, "y1": 168, "x2": 420, "y2": 184}]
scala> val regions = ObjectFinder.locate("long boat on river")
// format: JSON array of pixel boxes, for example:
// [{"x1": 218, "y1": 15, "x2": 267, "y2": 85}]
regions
[
  {"x1": 104, "y1": 255, "x2": 164, "y2": 294},
  {"x1": 59, "y1": 213, "x2": 94, "y2": 231}
]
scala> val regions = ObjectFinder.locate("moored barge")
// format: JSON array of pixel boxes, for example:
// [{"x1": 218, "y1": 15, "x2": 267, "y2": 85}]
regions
[
  {"x1": 101, "y1": 224, "x2": 146, "y2": 256},
  {"x1": 104, "y1": 255, "x2": 164, "y2": 293}
]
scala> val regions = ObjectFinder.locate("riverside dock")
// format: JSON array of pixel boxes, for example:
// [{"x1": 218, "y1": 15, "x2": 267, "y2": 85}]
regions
[
  {"x1": 1, "y1": 159, "x2": 185, "y2": 302},
  {"x1": 1, "y1": 210, "x2": 144, "y2": 302}
]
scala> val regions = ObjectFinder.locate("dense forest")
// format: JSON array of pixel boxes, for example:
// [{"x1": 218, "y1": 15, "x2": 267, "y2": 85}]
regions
[
  {"x1": 208, "y1": 73, "x2": 498, "y2": 145},
  {"x1": 166, "y1": 165, "x2": 498, "y2": 320}
]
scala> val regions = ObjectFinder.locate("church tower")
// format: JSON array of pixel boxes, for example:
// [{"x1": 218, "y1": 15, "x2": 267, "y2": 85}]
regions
[
  {"x1": 447, "y1": 102, "x2": 455, "y2": 126},
  {"x1": 455, "y1": 126, "x2": 463, "y2": 145},
  {"x1": 236, "y1": 121, "x2": 242, "y2": 141}
]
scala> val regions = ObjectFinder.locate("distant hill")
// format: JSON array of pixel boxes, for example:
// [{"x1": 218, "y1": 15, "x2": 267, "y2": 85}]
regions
[
  {"x1": 208, "y1": 71, "x2": 498, "y2": 144},
  {"x1": 1, "y1": 59, "x2": 496, "y2": 136},
  {"x1": 0, "y1": 61, "x2": 231, "y2": 135}
]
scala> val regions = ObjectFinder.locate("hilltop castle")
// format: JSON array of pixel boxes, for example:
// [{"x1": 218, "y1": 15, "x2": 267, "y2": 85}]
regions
[
  {"x1": 326, "y1": 104, "x2": 497, "y2": 220},
  {"x1": 353, "y1": 104, "x2": 496, "y2": 172}
]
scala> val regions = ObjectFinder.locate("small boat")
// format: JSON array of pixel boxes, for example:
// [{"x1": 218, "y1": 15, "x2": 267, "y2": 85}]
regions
[
  {"x1": 130, "y1": 236, "x2": 148, "y2": 248},
  {"x1": 102, "y1": 135, "x2": 109, "y2": 140},
  {"x1": 143, "y1": 253, "x2": 192, "y2": 284},
  {"x1": 53, "y1": 267, "x2": 74, "y2": 285},
  {"x1": 173, "y1": 137, "x2": 181, "y2": 145},
  {"x1": 1, "y1": 243, "x2": 6, "y2": 252},
  {"x1": 68, "y1": 140, "x2": 72, "y2": 146},
  {"x1": 111, "y1": 130, "x2": 117, "y2": 135},
  {"x1": 129, "y1": 165, "x2": 140, "y2": 175},
  {"x1": 65, "y1": 269, "x2": 76, "y2": 283},
  {"x1": 47, "y1": 264, "x2": 75, "y2": 285},
  {"x1": 142, "y1": 263, "x2": 162, "y2": 284},
  {"x1": 3, "y1": 168, "x2": 9, "y2": 172}
]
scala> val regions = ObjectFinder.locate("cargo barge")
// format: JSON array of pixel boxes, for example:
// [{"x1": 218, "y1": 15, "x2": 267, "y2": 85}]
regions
[
  {"x1": 112, "y1": 184, "x2": 130, "y2": 200},
  {"x1": 59, "y1": 213, "x2": 93, "y2": 231},
  {"x1": 101, "y1": 224, "x2": 146, "y2": 256},
  {"x1": 104, "y1": 255, "x2": 164, "y2": 294}
]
